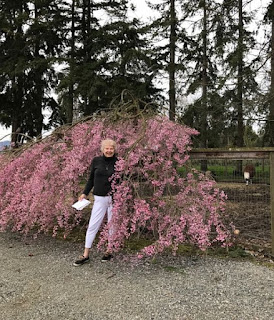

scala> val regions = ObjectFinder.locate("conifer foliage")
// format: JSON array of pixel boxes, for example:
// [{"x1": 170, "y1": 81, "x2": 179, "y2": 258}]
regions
[{"x1": 0, "y1": 98, "x2": 232, "y2": 256}]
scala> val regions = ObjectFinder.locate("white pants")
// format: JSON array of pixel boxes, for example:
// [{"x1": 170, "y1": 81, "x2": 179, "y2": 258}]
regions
[{"x1": 85, "y1": 195, "x2": 113, "y2": 249}]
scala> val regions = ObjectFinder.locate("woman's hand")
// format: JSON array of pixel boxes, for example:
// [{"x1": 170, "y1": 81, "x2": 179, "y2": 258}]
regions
[{"x1": 78, "y1": 194, "x2": 87, "y2": 201}]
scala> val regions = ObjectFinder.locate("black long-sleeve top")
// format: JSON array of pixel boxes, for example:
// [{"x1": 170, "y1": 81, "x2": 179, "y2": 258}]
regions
[{"x1": 83, "y1": 155, "x2": 118, "y2": 196}]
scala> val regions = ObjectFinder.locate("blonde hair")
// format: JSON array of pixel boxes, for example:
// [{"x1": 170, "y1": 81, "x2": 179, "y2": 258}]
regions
[{"x1": 100, "y1": 139, "x2": 116, "y2": 152}]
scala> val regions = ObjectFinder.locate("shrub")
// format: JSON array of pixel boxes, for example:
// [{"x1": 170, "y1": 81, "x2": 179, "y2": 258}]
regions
[{"x1": 0, "y1": 103, "x2": 232, "y2": 256}]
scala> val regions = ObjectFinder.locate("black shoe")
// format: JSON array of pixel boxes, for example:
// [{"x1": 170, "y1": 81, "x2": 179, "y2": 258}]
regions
[
  {"x1": 73, "y1": 256, "x2": 90, "y2": 266},
  {"x1": 101, "y1": 254, "x2": 113, "y2": 262}
]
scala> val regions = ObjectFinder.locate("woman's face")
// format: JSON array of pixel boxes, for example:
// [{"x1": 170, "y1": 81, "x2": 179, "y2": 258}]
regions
[{"x1": 103, "y1": 144, "x2": 115, "y2": 157}]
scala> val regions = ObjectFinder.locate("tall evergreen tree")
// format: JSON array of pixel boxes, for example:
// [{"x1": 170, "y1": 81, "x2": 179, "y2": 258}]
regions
[
  {"x1": 215, "y1": 0, "x2": 260, "y2": 148},
  {"x1": 178, "y1": 0, "x2": 222, "y2": 150},
  {"x1": 169, "y1": 0, "x2": 176, "y2": 121},
  {"x1": 263, "y1": 1, "x2": 274, "y2": 146},
  {"x1": 0, "y1": 0, "x2": 66, "y2": 142},
  {"x1": 57, "y1": 0, "x2": 160, "y2": 122},
  {"x1": 147, "y1": 0, "x2": 188, "y2": 121},
  {"x1": 0, "y1": 0, "x2": 28, "y2": 143}
]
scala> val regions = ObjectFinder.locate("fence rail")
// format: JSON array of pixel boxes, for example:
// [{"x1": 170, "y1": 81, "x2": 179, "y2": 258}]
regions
[{"x1": 189, "y1": 148, "x2": 274, "y2": 255}]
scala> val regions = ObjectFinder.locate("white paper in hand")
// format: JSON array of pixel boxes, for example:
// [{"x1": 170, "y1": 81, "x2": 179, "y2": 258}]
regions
[{"x1": 72, "y1": 199, "x2": 91, "y2": 210}]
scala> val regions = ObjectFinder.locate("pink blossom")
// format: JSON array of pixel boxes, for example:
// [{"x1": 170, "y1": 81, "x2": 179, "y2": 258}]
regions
[{"x1": 0, "y1": 115, "x2": 233, "y2": 256}]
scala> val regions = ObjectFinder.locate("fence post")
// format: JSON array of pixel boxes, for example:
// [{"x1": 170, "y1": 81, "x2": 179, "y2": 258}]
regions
[{"x1": 270, "y1": 152, "x2": 274, "y2": 255}]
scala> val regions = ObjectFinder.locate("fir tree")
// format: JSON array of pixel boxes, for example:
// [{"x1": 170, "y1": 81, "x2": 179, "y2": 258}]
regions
[
  {"x1": 0, "y1": 0, "x2": 66, "y2": 142},
  {"x1": 57, "y1": 0, "x2": 160, "y2": 122},
  {"x1": 215, "y1": 0, "x2": 260, "y2": 148}
]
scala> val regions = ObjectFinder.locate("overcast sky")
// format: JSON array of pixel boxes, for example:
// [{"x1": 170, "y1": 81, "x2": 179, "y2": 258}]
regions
[{"x1": 0, "y1": 126, "x2": 10, "y2": 141}]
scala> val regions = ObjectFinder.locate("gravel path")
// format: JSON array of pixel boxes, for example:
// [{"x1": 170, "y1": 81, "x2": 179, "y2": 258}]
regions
[{"x1": 1, "y1": 231, "x2": 274, "y2": 320}]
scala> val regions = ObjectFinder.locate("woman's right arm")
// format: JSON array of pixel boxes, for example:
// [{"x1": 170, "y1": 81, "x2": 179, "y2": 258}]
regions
[{"x1": 79, "y1": 158, "x2": 96, "y2": 200}]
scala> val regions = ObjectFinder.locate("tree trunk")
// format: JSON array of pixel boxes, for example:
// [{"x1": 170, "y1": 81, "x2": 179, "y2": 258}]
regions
[
  {"x1": 236, "y1": 0, "x2": 244, "y2": 173},
  {"x1": 237, "y1": 0, "x2": 244, "y2": 148},
  {"x1": 34, "y1": 4, "x2": 43, "y2": 138},
  {"x1": 11, "y1": 118, "x2": 21, "y2": 146},
  {"x1": 82, "y1": 0, "x2": 92, "y2": 115},
  {"x1": 201, "y1": 0, "x2": 208, "y2": 172},
  {"x1": 11, "y1": 3, "x2": 24, "y2": 145},
  {"x1": 269, "y1": 1, "x2": 274, "y2": 146},
  {"x1": 67, "y1": 0, "x2": 75, "y2": 124},
  {"x1": 169, "y1": 0, "x2": 176, "y2": 121}
]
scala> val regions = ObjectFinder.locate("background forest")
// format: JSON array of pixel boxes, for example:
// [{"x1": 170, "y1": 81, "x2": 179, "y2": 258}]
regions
[{"x1": 1, "y1": 0, "x2": 274, "y2": 149}]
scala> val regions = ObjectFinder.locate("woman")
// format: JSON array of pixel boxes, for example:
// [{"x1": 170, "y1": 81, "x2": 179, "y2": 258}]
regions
[{"x1": 73, "y1": 138, "x2": 118, "y2": 266}]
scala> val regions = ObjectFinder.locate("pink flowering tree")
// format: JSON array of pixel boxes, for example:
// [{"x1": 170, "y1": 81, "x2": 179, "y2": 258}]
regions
[{"x1": 0, "y1": 104, "x2": 232, "y2": 256}]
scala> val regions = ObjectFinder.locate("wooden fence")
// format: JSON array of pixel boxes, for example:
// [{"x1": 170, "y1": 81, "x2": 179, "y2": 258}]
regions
[{"x1": 189, "y1": 148, "x2": 274, "y2": 255}]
